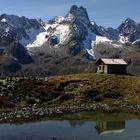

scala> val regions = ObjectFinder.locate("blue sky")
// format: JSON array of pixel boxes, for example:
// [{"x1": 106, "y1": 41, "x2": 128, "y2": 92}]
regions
[{"x1": 0, "y1": 0, "x2": 139, "y2": 28}]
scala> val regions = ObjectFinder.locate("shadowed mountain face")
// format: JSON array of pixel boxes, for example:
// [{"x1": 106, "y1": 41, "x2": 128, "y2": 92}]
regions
[
  {"x1": 118, "y1": 18, "x2": 140, "y2": 42},
  {"x1": 0, "y1": 41, "x2": 33, "y2": 74},
  {"x1": 0, "y1": 5, "x2": 140, "y2": 76}
]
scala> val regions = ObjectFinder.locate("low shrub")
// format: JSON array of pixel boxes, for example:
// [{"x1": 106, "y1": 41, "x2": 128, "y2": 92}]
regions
[
  {"x1": 83, "y1": 89, "x2": 99, "y2": 99},
  {"x1": 94, "y1": 94, "x2": 104, "y2": 102},
  {"x1": 104, "y1": 90, "x2": 123, "y2": 99}
]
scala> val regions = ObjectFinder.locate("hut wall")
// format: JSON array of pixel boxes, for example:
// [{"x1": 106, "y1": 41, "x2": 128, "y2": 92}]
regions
[
  {"x1": 107, "y1": 65, "x2": 127, "y2": 74},
  {"x1": 97, "y1": 65, "x2": 108, "y2": 73}
]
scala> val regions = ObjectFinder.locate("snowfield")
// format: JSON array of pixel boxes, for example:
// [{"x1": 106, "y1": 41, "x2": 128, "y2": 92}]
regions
[
  {"x1": 22, "y1": 23, "x2": 70, "y2": 49},
  {"x1": 19, "y1": 27, "x2": 45, "y2": 47},
  {"x1": 1, "y1": 18, "x2": 7, "y2": 23}
]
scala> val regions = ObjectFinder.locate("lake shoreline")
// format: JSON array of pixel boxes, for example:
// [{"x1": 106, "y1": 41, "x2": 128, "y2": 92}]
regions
[{"x1": 1, "y1": 103, "x2": 140, "y2": 123}]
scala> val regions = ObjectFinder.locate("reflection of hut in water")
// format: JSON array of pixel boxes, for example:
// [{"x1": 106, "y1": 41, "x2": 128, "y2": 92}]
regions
[{"x1": 95, "y1": 121, "x2": 125, "y2": 135}]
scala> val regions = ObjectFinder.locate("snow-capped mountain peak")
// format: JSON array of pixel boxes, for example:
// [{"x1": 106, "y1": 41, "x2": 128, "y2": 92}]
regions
[
  {"x1": 0, "y1": 6, "x2": 140, "y2": 62},
  {"x1": 124, "y1": 18, "x2": 136, "y2": 24},
  {"x1": 66, "y1": 5, "x2": 90, "y2": 22},
  {"x1": 25, "y1": 5, "x2": 97, "y2": 59},
  {"x1": 17, "y1": 6, "x2": 140, "y2": 59}
]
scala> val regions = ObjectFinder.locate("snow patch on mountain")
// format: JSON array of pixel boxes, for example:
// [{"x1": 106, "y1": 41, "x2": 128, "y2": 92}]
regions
[
  {"x1": 25, "y1": 22, "x2": 71, "y2": 48},
  {"x1": 46, "y1": 22, "x2": 71, "y2": 45},
  {"x1": 95, "y1": 35, "x2": 122, "y2": 48},
  {"x1": 95, "y1": 36, "x2": 112, "y2": 44},
  {"x1": 91, "y1": 21, "x2": 95, "y2": 26},
  {"x1": 83, "y1": 29, "x2": 96, "y2": 59},
  {"x1": 5, "y1": 27, "x2": 10, "y2": 33},
  {"x1": 53, "y1": 16, "x2": 65, "y2": 23},
  {"x1": 1, "y1": 18, "x2": 7, "y2": 23},
  {"x1": 65, "y1": 13, "x2": 74, "y2": 22},
  {"x1": 45, "y1": 23, "x2": 58, "y2": 30},
  {"x1": 83, "y1": 32, "x2": 117, "y2": 59},
  {"x1": 19, "y1": 27, "x2": 45, "y2": 47},
  {"x1": 132, "y1": 39, "x2": 140, "y2": 44},
  {"x1": 26, "y1": 32, "x2": 48, "y2": 48},
  {"x1": 119, "y1": 35, "x2": 129, "y2": 44},
  {"x1": 51, "y1": 25, "x2": 70, "y2": 44}
]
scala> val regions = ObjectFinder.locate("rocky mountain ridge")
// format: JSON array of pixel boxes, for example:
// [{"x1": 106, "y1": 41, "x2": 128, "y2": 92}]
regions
[{"x1": 0, "y1": 5, "x2": 140, "y2": 75}]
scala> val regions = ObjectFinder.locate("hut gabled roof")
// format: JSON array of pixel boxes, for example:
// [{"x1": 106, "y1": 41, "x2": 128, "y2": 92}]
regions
[{"x1": 96, "y1": 58, "x2": 127, "y2": 65}]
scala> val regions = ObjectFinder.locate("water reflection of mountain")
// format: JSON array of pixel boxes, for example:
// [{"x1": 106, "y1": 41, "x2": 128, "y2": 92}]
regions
[
  {"x1": 69, "y1": 120, "x2": 85, "y2": 128},
  {"x1": 95, "y1": 121, "x2": 125, "y2": 135}
]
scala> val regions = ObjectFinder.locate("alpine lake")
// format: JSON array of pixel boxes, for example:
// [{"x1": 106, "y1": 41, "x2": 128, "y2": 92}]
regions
[{"x1": 0, "y1": 112, "x2": 140, "y2": 140}]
